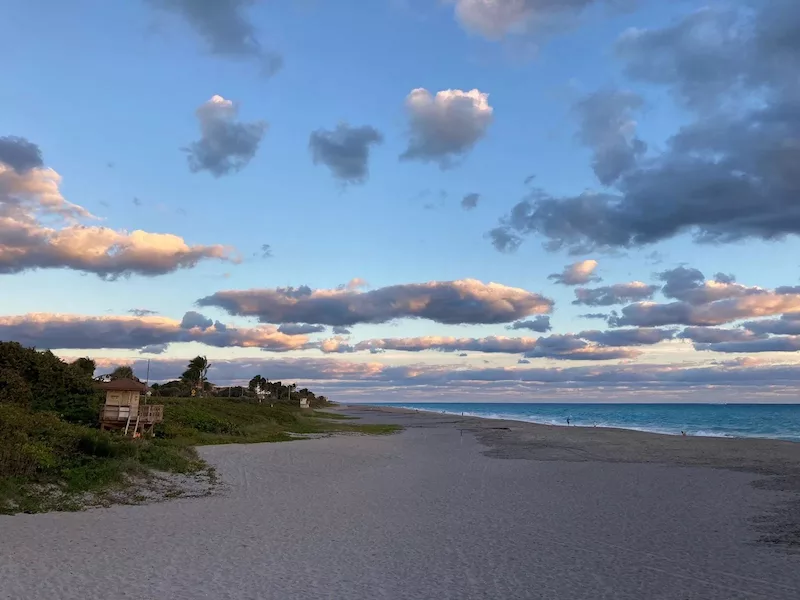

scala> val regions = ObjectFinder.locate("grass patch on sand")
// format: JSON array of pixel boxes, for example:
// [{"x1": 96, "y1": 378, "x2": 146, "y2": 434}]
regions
[{"x1": 0, "y1": 399, "x2": 399, "y2": 514}]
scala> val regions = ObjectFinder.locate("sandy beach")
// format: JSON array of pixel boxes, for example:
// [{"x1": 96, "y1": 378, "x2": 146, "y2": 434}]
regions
[{"x1": 2, "y1": 405, "x2": 800, "y2": 600}]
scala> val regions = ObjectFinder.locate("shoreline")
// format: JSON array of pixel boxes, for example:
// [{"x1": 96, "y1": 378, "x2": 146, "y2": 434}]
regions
[{"x1": 356, "y1": 401, "x2": 800, "y2": 442}]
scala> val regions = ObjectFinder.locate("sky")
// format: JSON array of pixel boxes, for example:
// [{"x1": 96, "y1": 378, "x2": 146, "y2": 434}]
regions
[{"x1": 1, "y1": 0, "x2": 800, "y2": 403}]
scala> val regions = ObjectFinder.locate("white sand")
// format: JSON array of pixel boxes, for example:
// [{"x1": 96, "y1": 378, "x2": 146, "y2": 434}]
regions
[{"x1": 2, "y1": 416, "x2": 799, "y2": 599}]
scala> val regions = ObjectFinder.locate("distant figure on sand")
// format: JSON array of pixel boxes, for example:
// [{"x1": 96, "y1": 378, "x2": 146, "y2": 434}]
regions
[
  {"x1": 681, "y1": 431, "x2": 687, "y2": 436},
  {"x1": 566, "y1": 417, "x2": 570, "y2": 426}
]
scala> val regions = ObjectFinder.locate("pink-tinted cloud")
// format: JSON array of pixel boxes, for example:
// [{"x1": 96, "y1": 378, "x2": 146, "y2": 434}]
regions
[
  {"x1": 79, "y1": 355, "x2": 800, "y2": 399},
  {"x1": 611, "y1": 294, "x2": 800, "y2": 327},
  {"x1": 198, "y1": 279, "x2": 554, "y2": 326},
  {"x1": 658, "y1": 266, "x2": 765, "y2": 305},
  {"x1": 0, "y1": 142, "x2": 236, "y2": 277},
  {"x1": 352, "y1": 336, "x2": 539, "y2": 354},
  {"x1": 548, "y1": 259, "x2": 600, "y2": 285},
  {"x1": 0, "y1": 313, "x2": 308, "y2": 352},
  {"x1": 523, "y1": 333, "x2": 640, "y2": 361}
]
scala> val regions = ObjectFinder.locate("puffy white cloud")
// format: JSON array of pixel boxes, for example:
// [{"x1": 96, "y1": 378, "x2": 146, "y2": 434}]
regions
[{"x1": 400, "y1": 88, "x2": 493, "y2": 168}]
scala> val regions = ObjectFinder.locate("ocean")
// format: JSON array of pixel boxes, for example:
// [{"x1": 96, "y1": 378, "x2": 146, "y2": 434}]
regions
[{"x1": 377, "y1": 402, "x2": 800, "y2": 441}]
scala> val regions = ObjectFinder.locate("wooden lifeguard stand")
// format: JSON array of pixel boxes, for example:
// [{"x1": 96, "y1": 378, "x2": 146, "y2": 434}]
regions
[{"x1": 97, "y1": 378, "x2": 164, "y2": 438}]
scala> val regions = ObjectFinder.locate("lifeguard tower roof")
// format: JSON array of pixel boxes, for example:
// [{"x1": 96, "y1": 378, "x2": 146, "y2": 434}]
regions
[{"x1": 96, "y1": 378, "x2": 148, "y2": 392}]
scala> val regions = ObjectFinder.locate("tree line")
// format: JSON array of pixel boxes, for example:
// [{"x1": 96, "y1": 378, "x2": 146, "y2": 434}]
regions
[{"x1": 1, "y1": 343, "x2": 332, "y2": 419}]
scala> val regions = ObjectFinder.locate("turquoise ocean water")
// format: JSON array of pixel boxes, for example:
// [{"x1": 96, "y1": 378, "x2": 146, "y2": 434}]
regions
[{"x1": 377, "y1": 403, "x2": 800, "y2": 441}]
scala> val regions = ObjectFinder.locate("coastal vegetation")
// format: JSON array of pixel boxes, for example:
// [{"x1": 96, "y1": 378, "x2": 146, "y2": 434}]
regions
[{"x1": 0, "y1": 341, "x2": 397, "y2": 514}]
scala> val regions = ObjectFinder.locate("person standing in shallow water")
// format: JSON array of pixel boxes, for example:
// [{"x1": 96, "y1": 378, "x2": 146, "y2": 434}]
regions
[{"x1": 567, "y1": 417, "x2": 570, "y2": 426}]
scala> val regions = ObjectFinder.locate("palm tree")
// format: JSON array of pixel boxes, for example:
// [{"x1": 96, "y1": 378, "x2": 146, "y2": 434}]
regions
[{"x1": 182, "y1": 356, "x2": 210, "y2": 396}]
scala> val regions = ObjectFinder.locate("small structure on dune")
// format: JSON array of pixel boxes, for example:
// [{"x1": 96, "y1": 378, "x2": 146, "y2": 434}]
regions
[
  {"x1": 299, "y1": 396, "x2": 310, "y2": 409},
  {"x1": 96, "y1": 378, "x2": 164, "y2": 438}
]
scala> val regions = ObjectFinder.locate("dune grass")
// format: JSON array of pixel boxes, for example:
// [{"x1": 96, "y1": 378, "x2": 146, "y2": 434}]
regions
[{"x1": 0, "y1": 399, "x2": 399, "y2": 514}]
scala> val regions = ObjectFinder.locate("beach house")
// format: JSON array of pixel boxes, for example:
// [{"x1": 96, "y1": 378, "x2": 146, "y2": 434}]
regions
[{"x1": 97, "y1": 378, "x2": 164, "y2": 437}]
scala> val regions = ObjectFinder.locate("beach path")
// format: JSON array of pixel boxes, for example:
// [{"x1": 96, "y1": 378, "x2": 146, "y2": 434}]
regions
[{"x1": 1, "y1": 410, "x2": 799, "y2": 600}]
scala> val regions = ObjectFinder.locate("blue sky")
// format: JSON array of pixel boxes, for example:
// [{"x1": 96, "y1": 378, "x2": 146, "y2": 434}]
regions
[{"x1": 2, "y1": 0, "x2": 800, "y2": 402}]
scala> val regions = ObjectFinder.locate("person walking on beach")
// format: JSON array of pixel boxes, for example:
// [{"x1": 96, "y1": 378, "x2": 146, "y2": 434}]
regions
[{"x1": 566, "y1": 417, "x2": 570, "y2": 426}]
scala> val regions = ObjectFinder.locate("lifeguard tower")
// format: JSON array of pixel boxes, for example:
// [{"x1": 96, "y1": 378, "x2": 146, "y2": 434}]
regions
[{"x1": 97, "y1": 378, "x2": 164, "y2": 437}]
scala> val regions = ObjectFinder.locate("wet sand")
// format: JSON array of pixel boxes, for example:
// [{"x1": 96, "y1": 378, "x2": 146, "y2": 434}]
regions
[{"x1": 1, "y1": 404, "x2": 800, "y2": 599}]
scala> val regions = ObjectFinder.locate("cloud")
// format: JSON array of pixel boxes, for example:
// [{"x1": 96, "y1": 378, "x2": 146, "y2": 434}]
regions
[
  {"x1": 461, "y1": 192, "x2": 480, "y2": 210},
  {"x1": 0, "y1": 218, "x2": 235, "y2": 278},
  {"x1": 318, "y1": 337, "x2": 355, "y2": 354},
  {"x1": 0, "y1": 136, "x2": 43, "y2": 173},
  {"x1": 278, "y1": 323, "x2": 327, "y2": 336},
  {"x1": 579, "y1": 313, "x2": 609, "y2": 320},
  {"x1": 610, "y1": 294, "x2": 800, "y2": 327},
  {"x1": 517, "y1": 358, "x2": 531, "y2": 364},
  {"x1": 309, "y1": 123, "x2": 383, "y2": 184},
  {"x1": 548, "y1": 260, "x2": 600, "y2": 285},
  {"x1": 259, "y1": 244, "x2": 272, "y2": 258},
  {"x1": 132, "y1": 197, "x2": 142, "y2": 207},
  {"x1": 184, "y1": 95, "x2": 267, "y2": 177},
  {"x1": 695, "y1": 336, "x2": 800, "y2": 354},
  {"x1": 80, "y1": 355, "x2": 800, "y2": 393},
  {"x1": 180, "y1": 311, "x2": 214, "y2": 330},
  {"x1": 448, "y1": 0, "x2": 633, "y2": 40},
  {"x1": 490, "y1": 2, "x2": 800, "y2": 253},
  {"x1": 198, "y1": 279, "x2": 554, "y2": 326},
  {"x1": 314, "y1": 331, "x2": 650, "y2": 361},
  {"x1": 658, "y1": 266, "x2": 765, "y2": 305},
  {"x1": 487, "y1": 226, "x2": 523, "y2": 253},
  {"x1": 128, "y1": 308, "x2": 158, "y2": 317},
  {"x1": 579, "y1": 327, "x2": 674, "y2": 346},
  {"x1": 332, "y1": 326, "x2": 351, "y2": 335},
  {"x1": 400, "y1": 88, "x2": 493, "y2": 168},
  {"x1": 573, "y1": 281, "x2": 657, "y2": 306},
  {"x1": 140, "y1": 343, "x2": 169, "y2": 355},
  {"x1": 743, "y1": 318, "x2": 800, "y2": 336},
  {"x1": 0, "y1": 152, "x2": 235, "y2": 277},
  {"x1": 507, "y1": 316, "x2": 552, "y2": 333},
  {"x1": 574, "y1": 89, "x2": 647, "y2": 185},
  {"x1": 0, "y1": 313, "x2": 309, "y2": 352},
  {"x1": 348, "y1": 336, "x2": 539, "y2": 355},
  {"x1": 147, "y1": 0, "x2": 282, "y2": 75},
  {"x1": 678, "y1": 326, "x2": 764, "y2": 344},
  {"x1": 524, "y1": 334, "x2": 639, "y2": 361}
]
